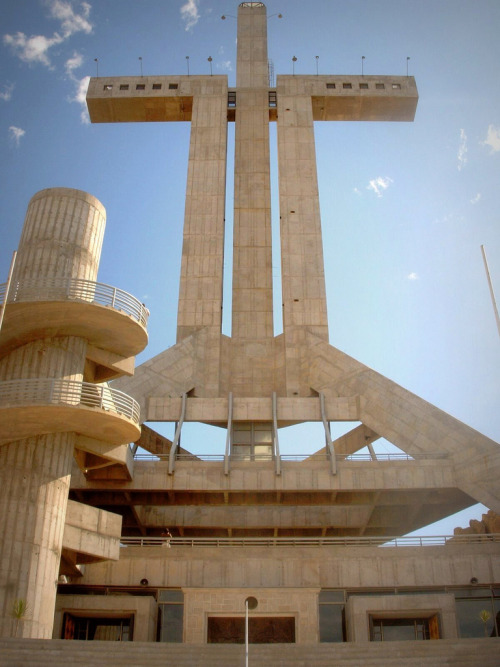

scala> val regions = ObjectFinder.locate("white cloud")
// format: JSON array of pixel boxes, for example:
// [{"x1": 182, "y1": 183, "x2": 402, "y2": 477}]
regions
[
  {"x1": 180, "y1": 0, "x2": 200, "y2": 31},
  {"x1": 457, "y1": 128, "x2": 467, "y2": 171},
  {"x1": 353, "y1": 187, "x2": 361, "y2": 195},
  {"x1": 217, "y1": 60, "x2": 232, "y2": 71},
  {"x1": 470, "y1": 193, "x2": 481, "y2": 205},
  {"x1": 481, "y1": 124, "x2": 500, "y2": 153},
  {"x1": 3, "y1": 1, "x2": 93, "y2": 68},
  {"x1": 0, "y1": 83, "x2": 14, "y2": 101},
  {"x1": 49, "y1": 0, "x2": 92, "y2": 38},
  {"x1": 69, "y1": 75, "x2": 90, "y2": 123},
  {"x1": 367, "y1": 176, "x2": 393, "y2": 197},
  {"x1": 65, "y1": 51, "x2": 83, "y2": 75},
  {"x1": 407, "y1": 272, "x2": 419, "y2": 281},
  {"x1": 9, "y1": 126, "x2": 25, "y2": 145}
]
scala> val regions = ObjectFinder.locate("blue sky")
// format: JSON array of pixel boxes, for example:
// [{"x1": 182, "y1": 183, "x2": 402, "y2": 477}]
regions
[{"x1": 1, "y1": 0, "x2": 499, "y2": 534}]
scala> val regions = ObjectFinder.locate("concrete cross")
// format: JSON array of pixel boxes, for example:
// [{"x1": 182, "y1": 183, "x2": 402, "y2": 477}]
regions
[{"x1": 87, "y1": 1, "x2": 417, "y2": 352}]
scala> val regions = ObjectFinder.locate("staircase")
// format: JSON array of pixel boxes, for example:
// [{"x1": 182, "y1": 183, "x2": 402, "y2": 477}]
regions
[{"x1": 0, "y1": 638, "x2": 499, "y2": 666}]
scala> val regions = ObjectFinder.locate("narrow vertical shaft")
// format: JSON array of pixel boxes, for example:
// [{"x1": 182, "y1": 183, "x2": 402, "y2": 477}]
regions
[
  {"x1": 232, "y1": 3, "x2": 274, "y2": 339},
  {"x1": 177, "y1": 81, "x2": 228, "y2": 343}
]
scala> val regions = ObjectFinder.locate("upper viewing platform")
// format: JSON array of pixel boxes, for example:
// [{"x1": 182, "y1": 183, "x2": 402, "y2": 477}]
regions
[
  {"x1": 86, "y1": 74, "x2": 417, "y2": 124},
  {"x1": 0, "y1": 277, "x2": 148, "y2": 379}
]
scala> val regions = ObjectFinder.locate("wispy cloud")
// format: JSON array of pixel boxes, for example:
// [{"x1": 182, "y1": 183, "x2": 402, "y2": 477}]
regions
[
  {"x1": 0, "y1": 83, "x2": 14, "y2": 101},
  {"x1": 9, "y1": 125, "x2": 25, "y2": 145},
  {"x1": 367, "y1": 176, "x2": 393, "y2": 197},
  {"x1": 3, "y1": 1, "x2": 92, "y2": 68},
  {"x1": 353, "y1": 187, "x2": 362, "y2": 195},
  {"x1": 470, "y1": 193, "x2": 481, "y2": 205},
  {"x1": 407, "y1": 272, "x2": 419, "y2": 281},
  {"x1": 457, "y1": 128, "x2": 467, "y2": 170},
  {"x1": 481, "y1": 124, "x2": 500, "y2": 153},
  {"x1": 71, "y1": 75, "x2": 90, "y2": 123},
  {"x1": 180, "y1": 0, "x2": 200, "y2": 31}
]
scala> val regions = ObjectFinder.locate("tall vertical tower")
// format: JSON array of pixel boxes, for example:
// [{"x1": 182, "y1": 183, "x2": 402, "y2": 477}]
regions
[{"x1": 0, "y1": 188, "x2": 148, "y2": 637}]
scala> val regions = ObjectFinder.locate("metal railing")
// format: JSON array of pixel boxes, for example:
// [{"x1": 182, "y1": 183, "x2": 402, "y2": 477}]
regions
[
  {"x1": 120, "y1": 533, "x2": 500, "y2": 549},
  {"x1": 0, "y1": 277, "x2": 149, "y2": 328},
  {"x1": 0, "y1": 378, "x2": 140, "y2": 423},
  {"x1": 133, "y1": 451, "x2": 448, "y2": 462}
]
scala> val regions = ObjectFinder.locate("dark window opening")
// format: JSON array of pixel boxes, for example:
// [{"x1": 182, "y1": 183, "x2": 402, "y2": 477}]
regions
[
  {"x1": 343, "y1": 83, "x2": 352, "y2": 89},
  {"x1": 319, "y1": 590, "x2": 346, "y2": 642},
  {"x1": 376, "y1": 83, "x2": 385, "y2": 89},
  {"x1": 359, "y1": 83, "x2": 369, "y2": 89},
  {"x1": 158, "y1": 589, "x2": 184, "y2": 642},
  {"x1": 62, "y1": 613, "x2": 132, "y2": 641},
  {"x1": 119, "y1": 84, "x2": 129, "y2": 91},
  {"x1": 370, "y1": 616, "x2": 439, "y2": 641},
  {"x1": 136, "y1": 84, "x2": 146, "y2": 90},
  {"x1": 228, "y1": 91, "x2": 237, "y2": 107},
  {"x1": 269, "y1": 90, "x2": 277, "y2": 107},
  {"x1": 392, "y1": 83, "x2": 401, "y2": 89},
  {"x1": 103, "y1": 84, "x2": 112, "y2": 91},
  {"x1": 207, "y1": 617, "x2": 295, "y2": 644},
  {"x1": 152, "y1": 83, "x2": 162, "y2": 90},
  {"x1": 169, "y1": 83, "x2": 178, "y2": 90},
  {"x1": 326, "y1": 83, "x2": 336, "y2": 89}
]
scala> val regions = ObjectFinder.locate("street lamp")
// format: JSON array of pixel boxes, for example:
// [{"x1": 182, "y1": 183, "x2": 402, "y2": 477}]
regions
[{"x1": 245, "y1": 596, "x2": 258, "y2": 667}]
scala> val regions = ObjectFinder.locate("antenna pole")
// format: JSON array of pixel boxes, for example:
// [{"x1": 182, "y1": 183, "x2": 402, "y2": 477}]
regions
[{"x1": 481, "y1": 245, "x2": 500, "y2": 338}]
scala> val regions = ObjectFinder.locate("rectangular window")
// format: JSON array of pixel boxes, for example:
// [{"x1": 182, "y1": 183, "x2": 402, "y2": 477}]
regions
[
  {"x1": 136, "y1": 84, "x2": 145, "y2": 90},
  {"x1": 319, "y1": 590, "x2": 346, "y2": 642},
  {"x1": 152, "y1": 83, "x2": 162, "y2": 90},
  {"x1": 376, "y1": 83, "x2": 385, "y2": 89},
  {"x1": 369, "y1": 616, "x2": 437, "y2": 641},
  {"x1": 326, "y1": 83, "x2": 336, "y2": 89},
  {"x1": 343, "y1": 83, "x2": 352, "y2": 89},
  {"x1": 119, "y1": 84, "x2": 129, "y2": 90},
  {"x1": 228, "y1": 91, "x2": 237, "y2": 107},
  {"x1": 359, "y1": 83, "x2": 369, "y2": 89},
  {"x1": 62, "y1": 613, "x2": 132, "y2": 641},
  {"x1": 169, "y1": 83, "x2": 178, "y2": 90},
  {"x1": 103, "y1": 84, "x2": 112, "y2": 91},
  {"x1": 392, "y1": 83, "x2": 401, "y2": 89},
  {"x1": 158, "y1": 590, "x2": 184, "y2": 642}
]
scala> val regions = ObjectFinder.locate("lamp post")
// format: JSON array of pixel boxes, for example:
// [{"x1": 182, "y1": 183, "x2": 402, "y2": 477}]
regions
[{"x1": 245, "y1": 596, "x2": 258, "y2": 667}]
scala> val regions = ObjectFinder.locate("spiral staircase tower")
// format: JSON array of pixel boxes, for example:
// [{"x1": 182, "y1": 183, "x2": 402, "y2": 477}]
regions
[{"x1": 0, "y1": 188, "x2": 147, "y2": 637}]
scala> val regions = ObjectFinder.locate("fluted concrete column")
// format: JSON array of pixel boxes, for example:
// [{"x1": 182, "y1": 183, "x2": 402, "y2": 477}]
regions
[{"x1": 0, "y1": 188, "x2": 106, "y2": 638}]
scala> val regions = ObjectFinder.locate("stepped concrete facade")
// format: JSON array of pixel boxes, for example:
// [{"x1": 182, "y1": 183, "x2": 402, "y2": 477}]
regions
[{"x1": 0, "y1": 1, "x2": 499, "y2": 662}]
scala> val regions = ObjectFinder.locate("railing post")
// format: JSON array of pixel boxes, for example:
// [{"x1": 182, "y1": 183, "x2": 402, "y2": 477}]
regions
[
  {"x1": 111, "y1": 286, "x2": 117, "y2": 309},
  {"x1": 319, "y1": 392, "x2": 337, "y2": 475},
  {"x1": 272, "y1": 392, "x2": 281, "y2": 476},
  {"x1": 168, "y1": 392, "x2": 187, "y2": 475},
  {"x1": 224, "y1": 392, "x2": 233, "y2": 475}
]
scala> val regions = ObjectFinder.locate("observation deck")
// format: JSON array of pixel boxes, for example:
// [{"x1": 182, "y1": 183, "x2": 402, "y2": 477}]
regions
[
  {"x1": 0, "y1": 278, "x2": 149, "y2": 381},
  {"x1": 0, "y1": 378, "x2": 140, "y2": 446}
]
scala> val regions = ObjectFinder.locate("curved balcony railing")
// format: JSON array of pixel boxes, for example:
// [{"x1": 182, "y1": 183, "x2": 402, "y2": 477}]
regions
[
  {"x1": 0, "y1": 378, "x2": 140, "y2": 424},
  {"x1": 0, "y1": 278, "x2": 149, "y2": 328}
]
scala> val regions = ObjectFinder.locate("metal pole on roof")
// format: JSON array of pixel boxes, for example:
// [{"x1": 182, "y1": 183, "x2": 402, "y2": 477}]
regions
[
  {"x1": 0, "y1": 250, "x2": 17, "y2": 334},
  {"x1": 481, "y1": 245, "x2": 500, "y2": 338}
]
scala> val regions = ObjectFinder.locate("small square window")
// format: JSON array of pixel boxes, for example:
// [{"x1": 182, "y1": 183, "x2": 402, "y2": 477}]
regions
[
  {"x1": 152, "y1": 83, "x2": 162, "y2": 90},
  {"x1": 343, "y1": 83, "x2": 352, "y2": 89},
  {"x1": 359, "y1": 83, "x2": 368, "y2": 89},
  {"x1": 136, "y1": 84, "x2": 146, "y2": 90},
  {"x1": 375, "y1": 83, "x2": 385, "y2": 90},
  {"x1": 326, "y1": 83, "x2": 336, "y2": 89},
  {"x1": 169, "y1": 83, "x2": 178, "y2": 90},
  {"x1": 119, "y1": 84, "x2": 129, "y2": 91},
  {"x1": 392, "y1": 83, "x2": 401, "y2": 89},
  {"x1": 103, "y1": 84, "x2": 113, "y2": 91}
]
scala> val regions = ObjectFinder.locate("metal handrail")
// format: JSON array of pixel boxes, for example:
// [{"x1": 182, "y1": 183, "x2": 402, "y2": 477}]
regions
[
  {"x1": 0, "y1": 277, "x2": 149, "y2": 328},
  {"x1": 0, "y1": 378, "x2": 140, "y2": 423},
  {"x1": 133, "y1": 452, "x2": 447, "y2": 462},
  {"x1": 120, "y1": 533, "x2": 500, "y2": 548}
]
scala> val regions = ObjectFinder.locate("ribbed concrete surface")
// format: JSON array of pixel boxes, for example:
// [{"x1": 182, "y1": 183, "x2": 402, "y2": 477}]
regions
[{"x1": 0, "y1": 638, "x2": 498, "y2": 666}]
